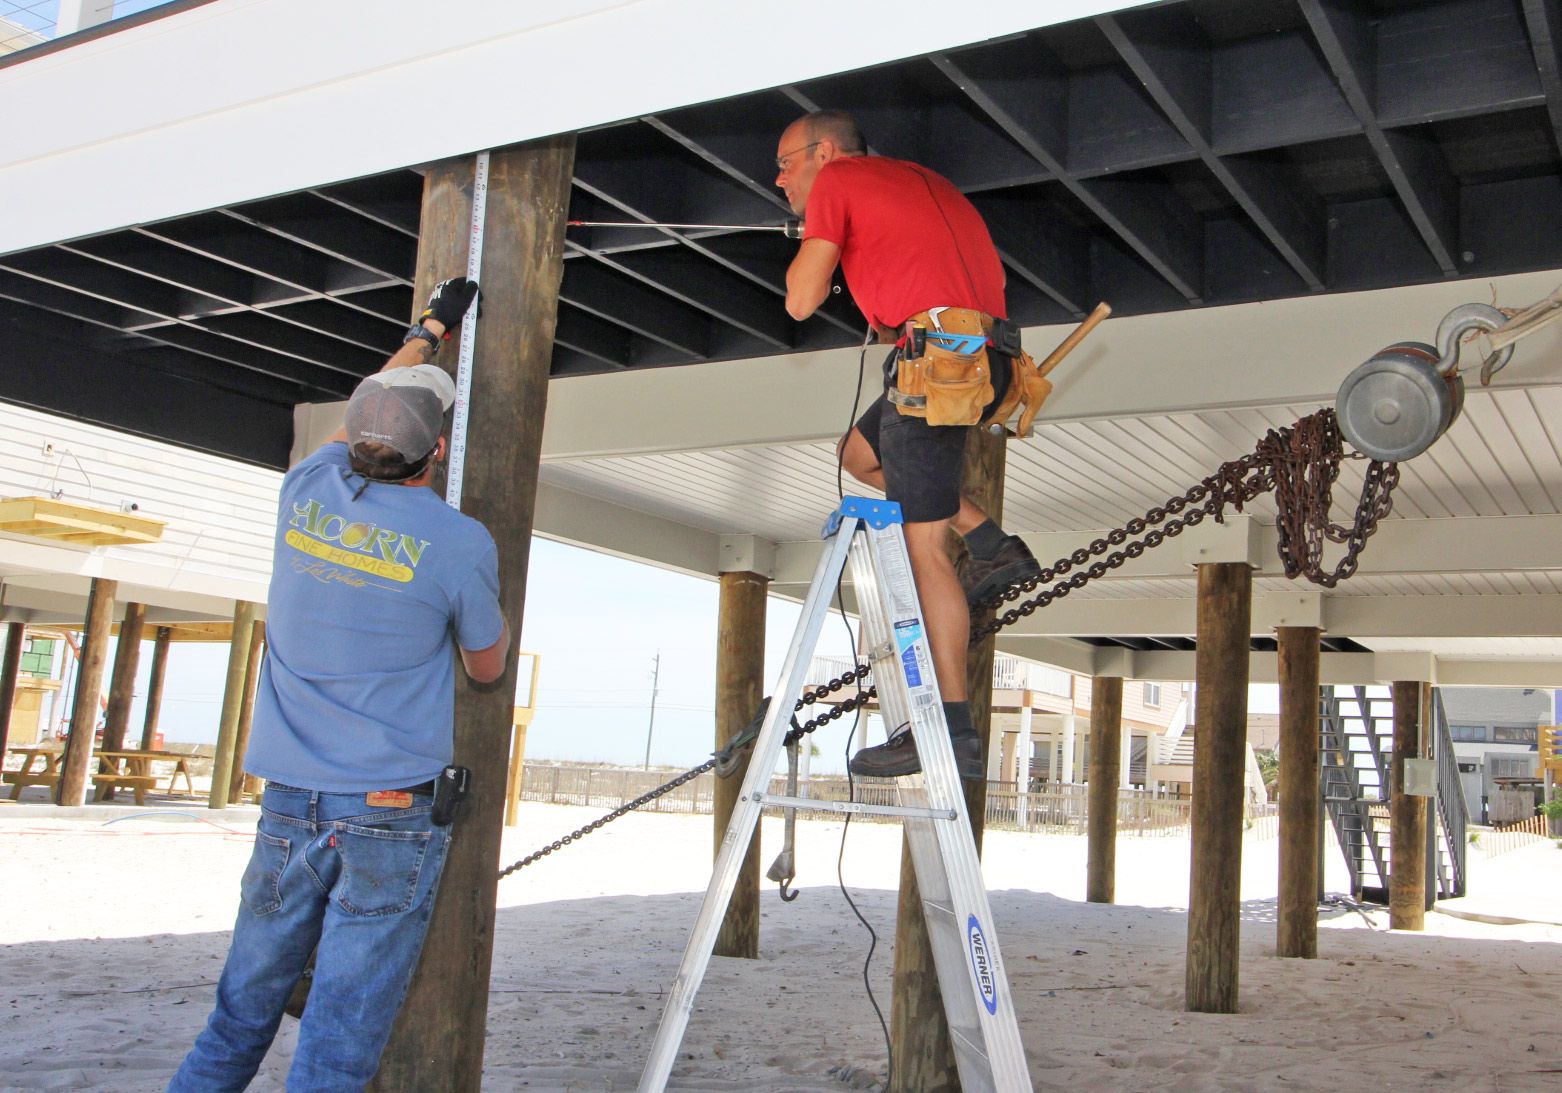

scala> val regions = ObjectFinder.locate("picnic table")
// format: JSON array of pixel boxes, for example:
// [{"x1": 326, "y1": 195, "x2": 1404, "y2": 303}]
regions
[
  {"x1": 3, "y1": 746, "x2": 63, "y2": 798},
  {"x1": 4, "y1": 746, "x2": 197, "y2": 803},
  {"x1": 93, "y1": 750, "x2": 198, "y2": 803}
]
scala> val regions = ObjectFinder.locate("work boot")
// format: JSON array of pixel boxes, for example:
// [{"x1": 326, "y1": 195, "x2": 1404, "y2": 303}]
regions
[
  {"x1": 959, "y1": 534, "x2": 1041, "y2": 607},
  {"x1": 849, "y1": 723, "x2": 983, "y2": 779}
]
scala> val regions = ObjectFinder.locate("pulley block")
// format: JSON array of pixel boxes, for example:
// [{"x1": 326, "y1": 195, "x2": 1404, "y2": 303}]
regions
[{"x1": 1335, "y1": 341, "x2": 1462, "y2": 463}]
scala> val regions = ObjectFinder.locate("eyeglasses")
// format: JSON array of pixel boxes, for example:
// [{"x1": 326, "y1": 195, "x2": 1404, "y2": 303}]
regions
[{"x1": 775, "y1": 141, "x2": 822, "y2": 171}]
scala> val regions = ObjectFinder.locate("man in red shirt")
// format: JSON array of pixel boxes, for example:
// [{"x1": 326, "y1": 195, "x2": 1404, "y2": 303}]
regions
[{"x1": 778, "y1": 110, "x2": 1040, "y2": 779}]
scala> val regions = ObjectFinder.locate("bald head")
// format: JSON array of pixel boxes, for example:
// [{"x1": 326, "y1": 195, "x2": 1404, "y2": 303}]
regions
[{"x1": 775, "y1": 111, "x2": 867, "y2": 215}]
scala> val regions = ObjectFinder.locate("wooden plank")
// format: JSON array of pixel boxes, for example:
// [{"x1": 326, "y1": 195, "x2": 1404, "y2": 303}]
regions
[
  {"x1": 102, "y1": 603, "x2": 145, "y2": 755},
  {"x1": 228, "y1": 619, "x2": 266, "y2": 802},
  {"x1": 139, "y1": 626, "x2": 172, "y2": 750},
  {"x1": 0, "y1": 496, "x2": 165, "y2": 546},
  {"x1": 1390, "y1": 680, "x2": 1429, "y2": 930},
  {"x1": 56, "y1": 578, "x2": 116, "y2": 806},
  {"x1": 0, "y1": 623, "x2": 22, "y2": 762},
  {"x1": 372, "y1": 135, "x2": 576, "y2": 1093},
  {"x1": 1185, "y1": 561, "x2": 1251, "y2": 1013},
  {"x1": 713, "y1": 569, "x2": 767, "y2": 959},
  {"x1": 207, "y1": 600, "x2": 257, "y2": 810},
  {"x1": 1277, "y1": 626, "x2": 1320, "y2": 959},
  {"x1": 1087, "y1": 675, "x2": 1124, "y2": 903}
]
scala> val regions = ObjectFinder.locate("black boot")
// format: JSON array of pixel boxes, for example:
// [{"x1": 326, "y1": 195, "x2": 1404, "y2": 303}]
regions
[
  {"x1": 958, "y1": 534, "x2": 1041, "y2": 606},
  {"x1": 849, "y1": 723, "x2": 983, "y2": 779}
]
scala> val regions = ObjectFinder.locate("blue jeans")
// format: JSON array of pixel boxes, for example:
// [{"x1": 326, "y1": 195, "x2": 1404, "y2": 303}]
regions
[{"x1": 169, "y1": 784, "x2": 450, "y2": 1092}]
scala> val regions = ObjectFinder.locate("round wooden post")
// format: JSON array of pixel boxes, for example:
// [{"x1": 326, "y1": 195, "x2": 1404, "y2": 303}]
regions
[
  {"x1": 0, "y1": 622, "x2": 25, "y2": 760},
  {"x1": 372, "y1": 136, "x2": 576, "y2": 1093},
  {"x1": 1087, "y1": 675, "x2": 1124, "y2": 903},
  {"x1": 56, "y1": 578, "x2": 117, "y2": 806},
  {"x1": 888, "y1": 424, "x2": 1003, "y2": 1093},
  {"x1": 139, "y1": 626, "x2": 173, "y2": 751},
  {"x1": 101, "y1": 602, "x2": 146, "y2": 758},
  {"x1": 228, "y1": 620, "x2": 267, "y2": 802},
  {"x1": 1185, "y1": 561, "x2": 1252, "y2": 1013},
  {"x1": 1390, "y1": 680, "x2": 1428, "y2": 930},
  {"x1": 714, "y1": 569, "x2": 768, "y2": 959},
  {"x1": 1276, "y1": 626, "x2": 1320, "y2": 958},
  {"x1": 207, "y1": 601, "x2": 257, "y2": 809}
]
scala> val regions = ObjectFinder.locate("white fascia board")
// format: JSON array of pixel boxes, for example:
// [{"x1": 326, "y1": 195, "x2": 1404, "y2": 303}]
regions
[
  {"x1": 0, "y1": 534, "x2": 268, "y2": 606},
  {"x1": 0, "y1": 0, "x2": 1145, "y2": 254},
  {"x1": 532, "y1": 481, "x2": 719, "y2": 581},
  {"x1": 770, "y1": 514, "x2": 1562, "y2": 598},
  {"x1": 539, "y1": 269, "x2": 1562, "y2": 458},
  {"x1": 994, "y1": 592, "x2": 1562, "y2": 640}
]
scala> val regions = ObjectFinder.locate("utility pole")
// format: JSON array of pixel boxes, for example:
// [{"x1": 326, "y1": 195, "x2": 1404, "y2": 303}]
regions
[{"x1": 643, "y1": 652, "x2": 661, "y2": 770}]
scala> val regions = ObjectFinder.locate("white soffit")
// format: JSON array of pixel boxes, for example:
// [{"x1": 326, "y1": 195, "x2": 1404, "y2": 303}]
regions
[{"x1": 0, "y1": 0, "x2": 1147, "y2": 254}]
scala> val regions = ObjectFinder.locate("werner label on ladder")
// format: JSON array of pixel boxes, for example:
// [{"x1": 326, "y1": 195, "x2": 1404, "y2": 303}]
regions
[{"x1": 639, "y1": 497, "x2": 1032, "y2": 1093}]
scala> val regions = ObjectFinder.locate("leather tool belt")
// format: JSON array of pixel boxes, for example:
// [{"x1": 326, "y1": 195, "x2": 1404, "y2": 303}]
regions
[
  {"x1": 887, "y1": 308, "x2": 1054, "y2": 435},
  {"x1": 888, "y1": 307, "x2": 996, "y2": 426}
]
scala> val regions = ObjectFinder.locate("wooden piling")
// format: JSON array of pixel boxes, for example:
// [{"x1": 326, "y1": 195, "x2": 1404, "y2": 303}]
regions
[
  {"x1": 139, "y1": 626, "x2": 172, "y2": 750},
  {"x1": 1277, "y1": 626, "x2": 1320, "y2": 958},
  {"x1": 888, "y1": 424, "x2": 1003, "y2": 1093},
  {"x1": 1185, "y1": 561, "x2": 1252, "y2": 1013},
  {"x1": 207, "y1": 601, "x2": 257, "y2": 809},
  {"x1": 1390, "y1": 680, "x2": 1428, "y2": 931},
  {"x1": 228, "y1": 620, "x2": 266, "y2": 802},
  {"x1": 56, "y1": 578, "x2": 117, "y2": 806},
  {"x1": 100, "y1": 602, "x2": 145, "y2": 760},
  {"x1": 714, "y1": 569, "x2": 768, "y2": 959},
  {"x1": 1087, "y1": 675, "x2": 1124, "y2": 903},
  {"x1": 372, "y1": 136, "x2": 576, "y2": 1093},
  {"x1": 0, "y1": 622, "x2": 24, "y2": 760}
]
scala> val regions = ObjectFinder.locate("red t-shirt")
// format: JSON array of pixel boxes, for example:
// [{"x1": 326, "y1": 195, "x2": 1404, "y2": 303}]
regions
[{"x1": 803, "y1": 156, "x2": 1007, "y2": 329}]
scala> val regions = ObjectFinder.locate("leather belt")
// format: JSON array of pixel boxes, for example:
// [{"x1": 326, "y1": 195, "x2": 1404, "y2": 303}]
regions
[{"x1": 393, "y1": 780, "x2": 436, "y2": 796}]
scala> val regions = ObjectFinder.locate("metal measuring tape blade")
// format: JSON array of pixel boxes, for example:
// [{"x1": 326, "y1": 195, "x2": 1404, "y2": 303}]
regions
[{"x1": 445, "y1": 149, "x2": 490, "y2": 511}]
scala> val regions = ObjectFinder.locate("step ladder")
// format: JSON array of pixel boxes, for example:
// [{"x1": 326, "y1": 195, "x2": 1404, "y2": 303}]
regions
[{"x1": 639, "y1": 497, "x2": 1032, "y2": 1092}]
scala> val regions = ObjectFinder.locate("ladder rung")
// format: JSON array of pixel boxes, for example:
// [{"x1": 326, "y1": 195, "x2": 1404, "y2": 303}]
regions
[{"x1": 750, "y1": 791, "x2": 958, "y2": 822}]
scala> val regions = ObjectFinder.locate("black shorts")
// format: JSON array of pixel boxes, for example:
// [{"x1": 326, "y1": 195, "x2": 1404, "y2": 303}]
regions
[{"x1": 852, "y1": 347, "x2": 1011, "y2": 524}]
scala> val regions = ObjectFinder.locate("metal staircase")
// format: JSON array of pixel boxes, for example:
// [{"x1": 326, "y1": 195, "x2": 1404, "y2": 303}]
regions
[{"x1": 1319, "y1": 686, "x2": 1466, "y2": 903}]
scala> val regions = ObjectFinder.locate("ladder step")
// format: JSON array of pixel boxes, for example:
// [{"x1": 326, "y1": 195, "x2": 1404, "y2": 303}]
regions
[{"x1": 750, "y1": 791, "x2": 957, "y2": 821}]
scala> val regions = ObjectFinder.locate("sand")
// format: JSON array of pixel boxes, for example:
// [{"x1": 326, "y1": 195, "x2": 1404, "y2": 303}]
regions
[{"x1": 1, "y1": 801, "x2": 1560, "y2": 1091}]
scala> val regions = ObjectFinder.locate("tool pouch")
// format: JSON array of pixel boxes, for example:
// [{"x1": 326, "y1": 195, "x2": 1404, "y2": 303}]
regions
[
  {"x1": 888, "y1": 308, "x2": 994, "y2": 426},
  {"x1": 431, "y1": 764, "x2": 471, "y2": 827},
  {"x1": 981, "y1": 347, "x2": 1053, "y2": 439}
]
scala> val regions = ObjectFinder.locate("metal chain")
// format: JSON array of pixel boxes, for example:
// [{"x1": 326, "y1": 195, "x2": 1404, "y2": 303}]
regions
[
  {"x1": 496, "y1": 407, "x2": 1393, "y2": 878},
  {"x1": 497, "y1": 760, "x2": 716, "y2": 879}
]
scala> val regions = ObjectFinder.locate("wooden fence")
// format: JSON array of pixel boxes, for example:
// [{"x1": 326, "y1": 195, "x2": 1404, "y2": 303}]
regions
[
  {"x1": 519, "y1": 763, "x2": 1276, "y2": 836},
  {"x1": 1476, "y1": 813, "x2": 1556, "y2": 858}
]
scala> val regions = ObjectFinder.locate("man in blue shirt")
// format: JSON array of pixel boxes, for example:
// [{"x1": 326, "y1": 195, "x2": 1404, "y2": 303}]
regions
[{"x1": 170, "y1": 277, "x2": 510, "y2": 1092}]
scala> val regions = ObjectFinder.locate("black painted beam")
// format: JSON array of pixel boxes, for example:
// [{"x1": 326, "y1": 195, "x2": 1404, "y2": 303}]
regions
[
  {"x1": 1099, "y1": 9, "x2": 1326, "y2": 289},
  {"x1": 0, "y1": 305, "x2": 296, "y2": 468},
  {"x1": 561, "y1": 255, "x2": 712, "y2": 358},
  {"x1": 221, "y1": 192, "x2": 417, "y2": 282},
  {"x1": 932, "y1": 48, "x2": 1205, "y2": 303},
  {"x1": 1520, "y1": 0, "x2": 1562, "y2": 158},
  {"x1": 1300, "y1": 0, "x2": 1461, "y2": 275}
]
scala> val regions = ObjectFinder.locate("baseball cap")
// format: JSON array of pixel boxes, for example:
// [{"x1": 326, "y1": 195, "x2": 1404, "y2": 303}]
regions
[{"x1": 345, "y1": 365, "x2": 455, "y2": 463}]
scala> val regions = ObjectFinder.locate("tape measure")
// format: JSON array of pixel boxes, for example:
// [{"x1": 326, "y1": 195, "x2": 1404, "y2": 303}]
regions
[{"x1": 445, "y1": 150, "x2": 490, "y2": 510}]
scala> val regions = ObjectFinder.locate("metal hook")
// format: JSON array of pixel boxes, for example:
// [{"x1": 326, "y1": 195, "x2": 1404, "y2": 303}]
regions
[
  {"x1": 765, "y1": 740, "x2": 802, "y2": 903},
  {"x1": 1433, "y1": 303, "x2": 1513, "y2": 380}
]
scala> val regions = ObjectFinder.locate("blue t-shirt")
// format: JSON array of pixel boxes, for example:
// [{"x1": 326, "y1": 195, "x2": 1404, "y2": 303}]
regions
[{"x1": 244, "y1": 443, "x2": 505, "y2": 792}]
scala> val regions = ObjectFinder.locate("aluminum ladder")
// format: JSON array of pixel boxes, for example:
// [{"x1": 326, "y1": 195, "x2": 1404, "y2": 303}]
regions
[{"x1": 638, "y1": 496, "x2": 1032, "y2": 1092}]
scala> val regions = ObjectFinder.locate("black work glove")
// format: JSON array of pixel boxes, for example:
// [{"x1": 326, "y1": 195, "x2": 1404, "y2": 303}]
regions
[{"x1": 419, "y1": 277, "x2": 481, "y2": 330}]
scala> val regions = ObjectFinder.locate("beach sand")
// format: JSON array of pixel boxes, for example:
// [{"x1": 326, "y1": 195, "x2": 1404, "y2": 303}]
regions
[{"x1": 1, "y1": 801, "x2": 1559, "y2": 1091}]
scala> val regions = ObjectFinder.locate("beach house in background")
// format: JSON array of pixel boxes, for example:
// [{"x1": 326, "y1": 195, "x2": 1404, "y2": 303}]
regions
[{"x1": 1443, "y1": 686, "x2": 1556, "y2": 823}]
